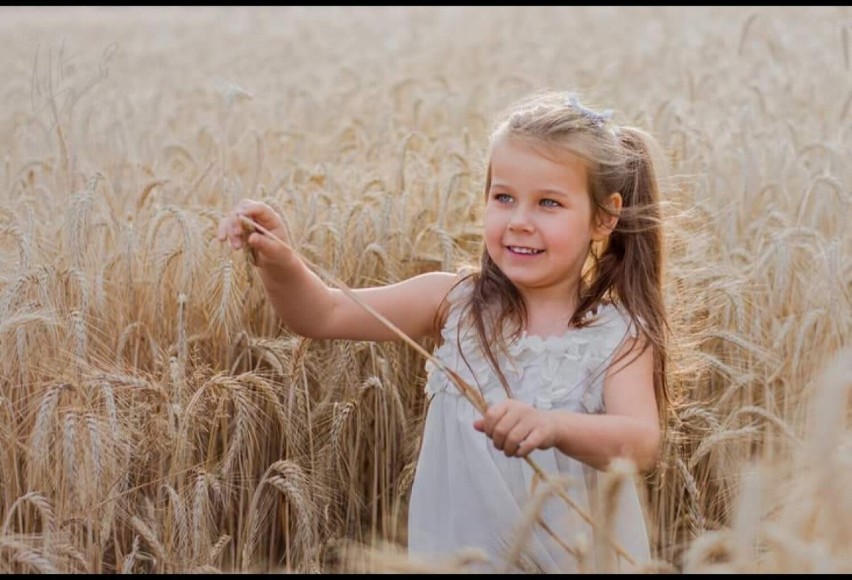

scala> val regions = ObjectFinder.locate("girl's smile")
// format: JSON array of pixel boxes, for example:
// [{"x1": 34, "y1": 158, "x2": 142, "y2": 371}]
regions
[
  {"x1": 484, "y1": 134, "x2": 603, "y2": 302},
  {"x1": 506, "y1": 245, "x2": 544, "y2": 256}
]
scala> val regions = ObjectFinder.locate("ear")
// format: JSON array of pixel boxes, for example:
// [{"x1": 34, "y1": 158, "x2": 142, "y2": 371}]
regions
[{"x1": 591, "y1": 192, "x2": 622, "y2": 241}]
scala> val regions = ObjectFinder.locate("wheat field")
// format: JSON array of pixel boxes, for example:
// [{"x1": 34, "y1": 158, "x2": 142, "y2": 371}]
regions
[{"x1": 0, "y1": 6, "x2": 849, "y2": 573}]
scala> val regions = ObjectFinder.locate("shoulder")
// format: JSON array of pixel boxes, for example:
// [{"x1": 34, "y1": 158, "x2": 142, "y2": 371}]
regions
[
  {"x1": 583, "y1": 302, "x2": 644, "y2": 361},
  {"x1": 414, "y1": 269, "x2": 460, "y2": 290},
  {"x1": 591, "y1": 302, "x2": 639, "y2": 336},
  {"x1": 410, "y1": 270, "x2": 461, "y2": 323}
]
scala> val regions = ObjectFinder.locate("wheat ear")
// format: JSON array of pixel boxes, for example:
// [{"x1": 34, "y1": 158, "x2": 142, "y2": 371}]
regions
[{"x1": 237, "y1": 215, "x2": 637, "y2": 566}]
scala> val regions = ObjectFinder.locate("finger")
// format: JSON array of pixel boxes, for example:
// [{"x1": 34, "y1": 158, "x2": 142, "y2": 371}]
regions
[
  {"x1": 483, "y1": 402, "x2": 510, "y2": 436},
  {"x1": 246, "y1": 231, "x2": 274, "y2": 254},
  {"x1": 235, "y1": 198, "x2": 261, "y2": 214},
  {"x1": 218, "y1": 214, "x2": 237, "y2": 243},
  {"x1": 236, "y1": 200, "x2": 278, "y2": 230},
  {"x1": 242, "y1": 210, "x2": 291, "y2": 251},
  {"x1": 504, "y1": 423, "x2": 532, "y2": 457},
  {"x1": 229, "y1": 218, "x2": 244, "y2": 250},
  {"x1": 473, "y1": 418, "x2": 484, "y2": 432},
  {"x1": 514, "y1": 434, "x2": 535, "y2": 457},
  {"x1": 232, "y1": 216, "x2": 244, "y2": 240},
  {"x1": 518, "y1": 429, "x2": 546, "y2": 457},
  {"x1": 217, "y1": 214, "x2": 239, "y2": 247},
  {"x1": 491, "y1": 412, "x2": 521, "y2": 451}
]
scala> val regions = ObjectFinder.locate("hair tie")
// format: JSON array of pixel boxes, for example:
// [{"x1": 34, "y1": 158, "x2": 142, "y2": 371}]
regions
[{"x1": 566, "y1": 94, "x2": 613, "y2": 128}]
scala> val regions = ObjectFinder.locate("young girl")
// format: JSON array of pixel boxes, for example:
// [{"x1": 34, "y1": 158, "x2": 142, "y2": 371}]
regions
[{"x1": 217, "y1": 90, "x2": 669, "y2": 572}]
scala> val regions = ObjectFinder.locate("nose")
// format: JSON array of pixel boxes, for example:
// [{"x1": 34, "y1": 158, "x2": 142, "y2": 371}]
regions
[{"x1": 507, "y1": 205, "x2": 534, "y2": 232}]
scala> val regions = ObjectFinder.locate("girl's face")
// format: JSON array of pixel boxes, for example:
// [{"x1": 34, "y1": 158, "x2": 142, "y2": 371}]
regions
[{"x1": 484, "y1": 135, "x2": 610, "y2": 301}]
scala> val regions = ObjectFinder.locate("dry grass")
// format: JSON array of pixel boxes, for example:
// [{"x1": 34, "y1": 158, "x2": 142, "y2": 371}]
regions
[{"x1": 0, "y1": 5, "x2": 849, "y2": 573}]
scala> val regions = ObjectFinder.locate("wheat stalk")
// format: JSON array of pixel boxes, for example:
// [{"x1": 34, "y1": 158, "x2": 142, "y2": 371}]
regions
[
  {"x1": 62, "y1": 409, "x2": 79, "y2": 507},
  {"x1": 208, "y1": 534, "x2": 231, "y2": 566},
  {"x1": 121, "y1": 535, "x2": 141, "y2": 574},
  {"x1": 498, "y1": 475, "x2": 577, "y2": 573},
  {"x1": 84, "y1": 413, "x2": 103, "y2": 496},
  {"x1": 236, "y1": 214, "x2": 637, "y2": 566},
  {"x1": 128, "y1": 515, "x2": 166, "y2": 568},
  {"x1": 192, "y1": 471, "x2": 214, "y2": 558},
  {"x1": 1, "y1": 492, "x2": 56, "y2": 535},
  {"x1": 162, "y1": 484, "x2": 189, "y2": 562},
  {"x1": 0, "y1": 537, "x2": 58, "y2": 573}
]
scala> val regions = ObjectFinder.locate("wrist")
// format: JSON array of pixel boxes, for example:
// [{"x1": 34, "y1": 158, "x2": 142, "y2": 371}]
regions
[{"x1": 540, "y1": 409, "x2": 561, "y2": 449}]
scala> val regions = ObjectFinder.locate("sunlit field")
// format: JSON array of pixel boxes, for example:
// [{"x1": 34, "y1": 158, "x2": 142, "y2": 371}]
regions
[{"x1": 0, "y1": 6, "x2": 849, "y2": 573}]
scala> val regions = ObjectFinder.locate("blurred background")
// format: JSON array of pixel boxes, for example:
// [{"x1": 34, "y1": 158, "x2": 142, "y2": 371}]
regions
[{"x1": 0, "y1": 6, "x2": 849, "y2": 573}]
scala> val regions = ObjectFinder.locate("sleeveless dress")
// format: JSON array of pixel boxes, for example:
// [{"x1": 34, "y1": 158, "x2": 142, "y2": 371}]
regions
[{"x1": 407, "y1": 277, "x2": 652, "y2": 573}]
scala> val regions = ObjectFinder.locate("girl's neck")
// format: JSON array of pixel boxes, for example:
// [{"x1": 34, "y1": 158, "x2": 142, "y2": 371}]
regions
[{"x1": 520, "y1": 294, "x2": 580, "y2": 339}]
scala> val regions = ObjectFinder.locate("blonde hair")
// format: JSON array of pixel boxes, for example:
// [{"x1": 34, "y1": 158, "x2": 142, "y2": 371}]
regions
[{"x1": 450, "y1": 90, "x2": 670, "y2": 420}]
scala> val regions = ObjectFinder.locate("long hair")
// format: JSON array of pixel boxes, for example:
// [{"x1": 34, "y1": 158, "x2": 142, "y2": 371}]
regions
[{"x1": 452, "y1": 90, "x2": 671, "y2": 421}]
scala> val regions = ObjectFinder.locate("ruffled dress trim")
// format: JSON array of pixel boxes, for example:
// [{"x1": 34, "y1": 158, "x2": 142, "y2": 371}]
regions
[{"x1": 423, "y1": 278, "x2": 638, "y2": 413}]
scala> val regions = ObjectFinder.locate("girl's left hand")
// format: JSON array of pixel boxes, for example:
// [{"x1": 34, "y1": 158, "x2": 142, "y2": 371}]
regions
[{"x1": 473, "y1": 400, "x2": 558, "y2": 458}]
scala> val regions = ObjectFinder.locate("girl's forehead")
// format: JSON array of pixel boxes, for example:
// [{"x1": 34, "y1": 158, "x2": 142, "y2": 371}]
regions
[
  {"x1": 493, "y1": 133, "x2": 585, "y2": 165},
  {"x1": 489, "y1": 134, "x2": 589, "y2": 192}
]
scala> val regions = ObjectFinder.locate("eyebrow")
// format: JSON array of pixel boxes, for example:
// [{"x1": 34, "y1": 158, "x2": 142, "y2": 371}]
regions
[
  {"x1": 490, "y1": 183, "x2": 571, "y2": 198},
  {"x1": 538, "y1": 189, "x2": 571, "y2": 199}
]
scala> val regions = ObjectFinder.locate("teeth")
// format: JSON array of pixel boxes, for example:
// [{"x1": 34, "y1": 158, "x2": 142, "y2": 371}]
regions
[{"x1": 509, "y1": 246, "x2": 542, "y2": 255}]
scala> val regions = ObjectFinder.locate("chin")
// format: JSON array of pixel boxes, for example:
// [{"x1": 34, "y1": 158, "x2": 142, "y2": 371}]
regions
[{"x1": 499, "y1": 271, "x2": 539, "y2": 289}]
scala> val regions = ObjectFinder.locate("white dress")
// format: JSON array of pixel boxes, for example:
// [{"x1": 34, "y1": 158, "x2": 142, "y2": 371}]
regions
[{"x1": 407, "y1": 278, "x2": 652, "y2": 573}]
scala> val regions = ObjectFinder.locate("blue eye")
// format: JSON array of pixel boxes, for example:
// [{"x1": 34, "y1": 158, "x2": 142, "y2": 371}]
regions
[
  {"x1": 493, "y1": 193, "x2": 512, "y2": 203},
  {"x1": 540, "y1": 198, "x2": 561, "y2": 208}
]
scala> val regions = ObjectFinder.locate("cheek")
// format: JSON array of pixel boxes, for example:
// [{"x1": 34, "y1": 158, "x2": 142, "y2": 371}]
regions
[
  {"x1": 483, "y1": 231, "x2": 500, "y2": 259},
  {"x1": 482, "y1": 212, "x2": 503, "y2": 251}
]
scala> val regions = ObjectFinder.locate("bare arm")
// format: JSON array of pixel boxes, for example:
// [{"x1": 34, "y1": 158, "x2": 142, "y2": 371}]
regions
[
  {"x1": 217, "y1": 199, "x2": 458, "y2": 342},
  {"x1": 549, "y1": 338, "x2": 660, "y2": 471},
  {"x1": 475, "y1": 337, "x2": 661, "y2": 472},
  {"x1": 262, "y1": 262, "x2": 457, "y2": 341}
]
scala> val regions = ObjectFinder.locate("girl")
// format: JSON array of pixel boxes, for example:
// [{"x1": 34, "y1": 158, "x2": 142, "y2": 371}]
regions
[{"x1": 217, "y1": 90, "x2": 668, "y2": 572}]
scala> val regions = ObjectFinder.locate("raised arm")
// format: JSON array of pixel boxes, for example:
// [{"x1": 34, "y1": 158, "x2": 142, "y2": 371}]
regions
[{"x1": 217, "y1": 199, "x2": 458, "y2": 342}]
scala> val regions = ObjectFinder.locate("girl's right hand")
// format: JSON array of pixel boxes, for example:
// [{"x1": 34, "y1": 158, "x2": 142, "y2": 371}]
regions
[{"x1": 216, "y1": 199, "x2": 293, "y2": 269}]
